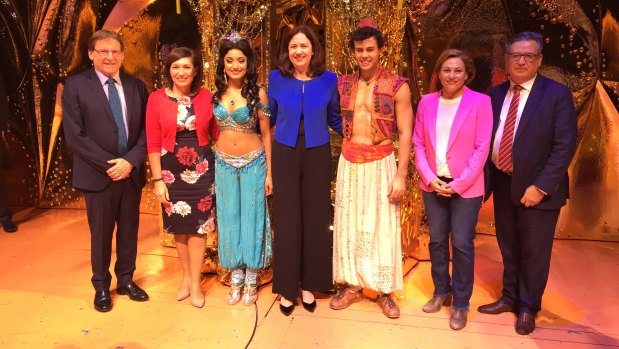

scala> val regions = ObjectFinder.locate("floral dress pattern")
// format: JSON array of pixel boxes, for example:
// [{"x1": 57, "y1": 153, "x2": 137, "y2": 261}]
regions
[{"x1": 160, "y1": 96, "x2": 215, "y2": 235}]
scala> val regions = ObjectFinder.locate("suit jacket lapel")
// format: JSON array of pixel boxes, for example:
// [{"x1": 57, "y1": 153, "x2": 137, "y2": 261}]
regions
[
  {"x1": 514, "y1": 75, "x2": 544, "y2": 143},
  {"x1": 492, "y1": 82, "x2": 509, "y2": 132},
  {"x1": 446, "y1": 87, "x2": 474, "y2": 152},
  {"x1": 120, "y1": 73, "x2": 133, "y2": 126},
  {"x1": 87, "y1": 68, "x2": 116, "y2": 127}
]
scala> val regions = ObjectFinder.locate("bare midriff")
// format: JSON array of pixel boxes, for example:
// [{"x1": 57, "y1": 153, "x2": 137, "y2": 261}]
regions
[{"x1": 216, "y1": 131, "x2": 263, "y2": 156}]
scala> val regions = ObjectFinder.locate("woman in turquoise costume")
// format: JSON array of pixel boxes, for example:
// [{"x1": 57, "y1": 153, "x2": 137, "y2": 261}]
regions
[{"x1": 212, "y1": 32, "x2": 272, "y2": 305}]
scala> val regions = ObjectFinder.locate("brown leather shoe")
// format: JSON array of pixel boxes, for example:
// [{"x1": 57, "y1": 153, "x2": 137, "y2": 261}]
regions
[
  {"x1": 377, "y1": 294, "x2": 400, "y2": 319},
  {"x1": 516, "y1": 312, "x2": 536, "y2": 335},
  {"x1": 330, "y1": 287, "x2": 363, "y2": 310},
  {"x1": 450, "y1": 309, "x2": 468, "y2": 330},
  {"x1": 422, "y1": 293, "x2": 452, "y2": 313},
  {"x1": 477, "y1": 299, "x2": 514, "y2": 314}
]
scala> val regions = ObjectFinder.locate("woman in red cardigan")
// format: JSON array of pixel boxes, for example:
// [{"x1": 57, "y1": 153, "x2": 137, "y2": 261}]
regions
[{"x1": 146, "y1": 47, "x2": 219, "y2": 308}]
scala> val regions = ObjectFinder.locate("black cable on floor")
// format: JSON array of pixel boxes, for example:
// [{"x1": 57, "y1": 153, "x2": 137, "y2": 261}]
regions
[{"x1": 244, "y1": 281, "x2": 275, "y2": 349}]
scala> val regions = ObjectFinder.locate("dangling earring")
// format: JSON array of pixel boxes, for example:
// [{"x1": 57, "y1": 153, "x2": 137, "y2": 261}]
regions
[
  {"x1": 224, "y1": 73, "x2": 228, "y2": 85},
  {"x1": 244, "y1": 77, "x2": 248, "y2": 85}
]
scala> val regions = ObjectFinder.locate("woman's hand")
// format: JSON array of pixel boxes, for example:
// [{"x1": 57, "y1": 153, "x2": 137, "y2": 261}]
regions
[
  {"x1": 430, "y1": 177, "x2": 453, "y2": 197},
  {"x1": 264, "y1": 175, "x2": 273, "y2": 196},
  {"x1": 153, "y1": 181, "x2": 170, "y2": 205}
]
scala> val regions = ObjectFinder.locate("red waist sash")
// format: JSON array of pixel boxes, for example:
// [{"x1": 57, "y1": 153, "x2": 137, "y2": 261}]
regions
[{"x1": 341, "y1": 139, "x2": 393, "y2": 163}]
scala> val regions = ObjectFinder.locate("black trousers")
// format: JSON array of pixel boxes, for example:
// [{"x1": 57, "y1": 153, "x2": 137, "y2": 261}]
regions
[
  {"x1": 272, "y1": 138, "x2": 333, "y2": 300},
  {"x1": 492, "y1": 166, "x2": 559, "y2": 314},
  {"x1": 0, "y1": 166, "x2": 10, "y2": 219},
  {"x1": 83, "y1": 179, "x2": 141, "y2": 292}
]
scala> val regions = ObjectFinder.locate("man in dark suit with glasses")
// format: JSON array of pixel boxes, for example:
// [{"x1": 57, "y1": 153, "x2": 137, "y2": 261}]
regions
[
  {"x1": 62, "y1": 29, "x2": 149, "y2": 312},
  {"x1": 480, "y1": 31, "x2": 578, "y2": 335}
]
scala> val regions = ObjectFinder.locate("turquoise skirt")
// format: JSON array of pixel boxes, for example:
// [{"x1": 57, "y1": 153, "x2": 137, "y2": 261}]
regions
[{"x1": 215, "y1": 147, "x2": 272, "y2": 269}]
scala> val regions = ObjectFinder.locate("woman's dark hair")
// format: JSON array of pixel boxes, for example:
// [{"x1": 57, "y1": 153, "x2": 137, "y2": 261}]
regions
[
  {"x1": 277, "y1": 25, "x2": 325, "y2": 78},
  {"x1": 434, "y1": 48, "x2": 476, "y2": 89},
  {"x1": 348, "y1": 26, "x2": 385, "y2": 49},
  {"x1": 162, "y1": 47, "x2": 203, "y2": 93},
  {"x1": 212, "y1": 36, "x2": 260, "y2": 118}
]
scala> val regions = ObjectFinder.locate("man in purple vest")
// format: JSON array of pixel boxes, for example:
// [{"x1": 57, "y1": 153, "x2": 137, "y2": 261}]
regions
[{"x1": 330, "y1": 19, "x2": 413, "y2": 319}]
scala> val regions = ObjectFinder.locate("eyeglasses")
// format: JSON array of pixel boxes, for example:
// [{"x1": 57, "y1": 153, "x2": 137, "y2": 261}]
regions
[
  {"x1": 506, "y1": 53, "x2": 540, "y2": 62},
  {"x1": 92, "y1": 49, "x2": 123, "y2": 58}
]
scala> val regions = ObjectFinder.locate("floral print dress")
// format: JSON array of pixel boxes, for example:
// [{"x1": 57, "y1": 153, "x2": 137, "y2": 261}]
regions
[{"x1": 160, "y1": 95, "x2": 216, "y2": 235}]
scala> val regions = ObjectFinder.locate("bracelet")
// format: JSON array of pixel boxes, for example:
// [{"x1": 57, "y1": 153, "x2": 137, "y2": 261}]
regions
[{"x1": 152, "y1": 177, "x2": 163, "y2": 182}]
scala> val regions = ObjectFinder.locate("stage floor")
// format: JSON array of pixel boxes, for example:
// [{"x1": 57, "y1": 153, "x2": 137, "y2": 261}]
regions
[{"x1": 1, "y1": 208, "x2": 618, "y2": 349}]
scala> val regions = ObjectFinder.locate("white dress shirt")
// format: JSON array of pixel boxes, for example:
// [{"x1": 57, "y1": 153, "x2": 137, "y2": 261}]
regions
[
  {"x1": 491, "y1": 75, "x2": 537, "y2": 166},
  {"x1": 95, "y1": 69, "x2": 129, "y2": 139},
  {"x1": 435, "y1": 95, "x2": 462, "y2": 178}
]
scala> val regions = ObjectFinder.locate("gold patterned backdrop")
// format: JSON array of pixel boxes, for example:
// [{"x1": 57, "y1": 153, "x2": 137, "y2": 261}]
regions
[{"x1": 1, "y1": 0, "x2": 618, "y2": 270}]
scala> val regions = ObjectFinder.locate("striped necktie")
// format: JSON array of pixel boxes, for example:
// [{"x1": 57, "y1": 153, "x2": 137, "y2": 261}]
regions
[
  {"x1": 497, "y1": 85, "x2": 523, "y2": 173},
  {"x1": 106, "y1": 78, "x2": 128, "y2": 155}
]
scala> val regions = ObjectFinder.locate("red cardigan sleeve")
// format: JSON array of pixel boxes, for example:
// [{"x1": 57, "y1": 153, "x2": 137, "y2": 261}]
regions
[{"x1": 145, "y1": 90, "x2": 163, "y2": 154}]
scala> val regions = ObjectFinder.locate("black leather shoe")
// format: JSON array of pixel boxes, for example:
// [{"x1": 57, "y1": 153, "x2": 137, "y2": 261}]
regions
[
  {"x1": 516, "y1": 312, "x2": 536, "y2": 335},
  {"x1": 1, "y1": 218, "x2": 17, "y2": 233},
  {"x1": 280, "y1": 303, "x2": 294, "y2": 316},
  {"x1": 478, "y1": 299, "x2": 514, "y2": 314},
  {"x1": 117, "y1": 282, "x2": 149, "y2": 301},
  {"x1": 302, "y1": 300, "x2": 317, "y2": 313},
  {"x1": 94, "y1": 290, "x2": 112, "y2": 312}
]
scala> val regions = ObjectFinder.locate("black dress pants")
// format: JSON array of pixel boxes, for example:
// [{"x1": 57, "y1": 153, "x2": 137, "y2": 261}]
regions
[
  {"x1": 83, "y1": 179, "x2": 141, "y2": 292},
  {"x1": 492, "y1": 166, "x2": 560, "y2": 314},
  {"x1": 0, "y1": 166, "x2": 10, "y2": 220},
  {"x1": 272, "y1": 138, "x2": 333, "y2": 300}
]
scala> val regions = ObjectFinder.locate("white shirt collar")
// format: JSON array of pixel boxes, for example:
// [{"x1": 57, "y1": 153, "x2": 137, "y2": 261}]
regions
[
  {"x1": 94, "y1": 69, "x2": 121, "y2": 86},
  {"x1": 510, "y1": 74, "x2": 536, "y2": 92}
]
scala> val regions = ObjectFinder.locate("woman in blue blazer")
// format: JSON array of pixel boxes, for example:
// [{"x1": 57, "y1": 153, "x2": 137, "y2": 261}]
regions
[{"x1": 268, "y1": 25, "x2": 342, "y2": 316}]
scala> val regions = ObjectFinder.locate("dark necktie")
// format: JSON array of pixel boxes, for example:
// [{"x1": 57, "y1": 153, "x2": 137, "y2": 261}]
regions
[
  {"x1": 106, "y1": 78, "x2": 128, "y2": 155},
  {"x1": 497, "y1": 85, "x2": 523, "y2": 173}
]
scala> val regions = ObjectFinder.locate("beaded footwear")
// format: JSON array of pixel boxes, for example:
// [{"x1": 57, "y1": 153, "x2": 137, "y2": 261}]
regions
[{"x1": 226, "y1": 284, "x2": 243, "y2": 305}]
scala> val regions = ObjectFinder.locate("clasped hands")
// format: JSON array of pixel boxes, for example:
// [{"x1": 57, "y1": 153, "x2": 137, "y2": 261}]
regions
[
  {"x1": 430, "y1": 177, "x2": 456, "y2": 197},
  {"x1": 107, "y1": 158, "x2": 133, "y2": 181}
]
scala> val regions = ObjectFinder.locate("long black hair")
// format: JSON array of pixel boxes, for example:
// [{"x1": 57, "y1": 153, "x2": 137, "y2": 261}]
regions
[{"x1": 212, "y1": 35, "x2": 260, "y2": 117}]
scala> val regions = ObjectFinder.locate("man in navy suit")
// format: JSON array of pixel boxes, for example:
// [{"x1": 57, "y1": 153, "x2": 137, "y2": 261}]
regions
[
  {"x1": 62, "y1": 29, "x2": 149, "y2": 312},
  {"x1": 479, "y1": 32, "x2": 577, "y2": 335}
]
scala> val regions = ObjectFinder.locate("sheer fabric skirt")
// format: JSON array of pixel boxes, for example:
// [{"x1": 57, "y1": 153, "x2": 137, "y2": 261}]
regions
[{"x1": 333, "y1": 153, "x2": 403, "y2": 294}]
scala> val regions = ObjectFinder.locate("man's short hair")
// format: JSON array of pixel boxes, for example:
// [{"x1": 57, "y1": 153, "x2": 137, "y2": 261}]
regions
[
  {"x1": 88, "y1": 29, "x2": 124, "y2": 52},
  {"x1": 348, "y1": 26, "x2": 385, "y2": 49},
  {"x1": 506, "y1": 31, "x2": 543, "y2": 54}
]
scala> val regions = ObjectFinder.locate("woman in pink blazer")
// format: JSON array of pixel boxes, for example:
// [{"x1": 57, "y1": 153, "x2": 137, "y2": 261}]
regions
[{"x1": 413, "y1": 49, "x2": 492, "y2": 330}]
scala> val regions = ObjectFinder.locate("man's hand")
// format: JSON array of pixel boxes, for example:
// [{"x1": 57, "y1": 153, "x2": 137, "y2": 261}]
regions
[
  {"x1": 520, "y1": 185, "x2": 544, "y2": 207},
  {"x1": 388, "y1": 174, "x2": 407, "y2": 203},
  {"x1": 107, "y1": 158, "x2": 133, "y2": 181}
]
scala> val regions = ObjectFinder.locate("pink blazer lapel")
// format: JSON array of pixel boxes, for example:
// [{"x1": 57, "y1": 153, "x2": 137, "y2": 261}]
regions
[
  {"x1": 426, "y1": 92, "x2": 440, "y2": 152},
  {"x1": 446, "y1": 87, "x2": 474, "y2": 152}
]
